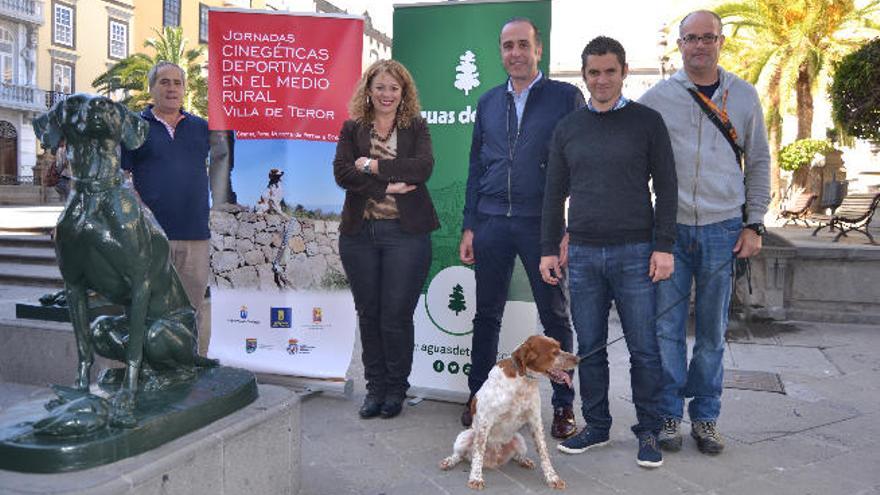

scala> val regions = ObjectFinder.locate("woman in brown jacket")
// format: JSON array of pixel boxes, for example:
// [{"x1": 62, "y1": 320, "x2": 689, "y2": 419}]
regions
[{"x1": 333, "y1": 60, "x2": 439, "y2": 419}]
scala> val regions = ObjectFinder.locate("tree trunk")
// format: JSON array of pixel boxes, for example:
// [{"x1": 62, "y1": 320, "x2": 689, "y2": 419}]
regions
[
  {"x1": 766, "y1": 66, "x2": 784, "y2": 210},
  {"x1": 795, "y1": 62, "x2": 814, "y2": 140},
  {"x1": 767, "y1": 109, "x2": 783, "y2": 210},
  {"x1": 792, "y1": 61, "x2": 815, "y2": 189}
]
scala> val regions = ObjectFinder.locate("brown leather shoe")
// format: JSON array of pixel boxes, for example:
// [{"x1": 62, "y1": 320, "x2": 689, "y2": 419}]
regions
[
  {"x1": 460, "y1": 401, "x2": 473, "y2": 427},
  {"x1": 551, "y1": 406, "x2": 577, "y2": 439}
]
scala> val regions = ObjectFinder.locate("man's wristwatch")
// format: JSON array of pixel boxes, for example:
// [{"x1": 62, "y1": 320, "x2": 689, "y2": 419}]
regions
[
  {"x1": 745, "y1": 223, "x2": 766, "y2": 236},
  {"x1": 362, "y1": 159, "x2": 372, "y2": 174}
]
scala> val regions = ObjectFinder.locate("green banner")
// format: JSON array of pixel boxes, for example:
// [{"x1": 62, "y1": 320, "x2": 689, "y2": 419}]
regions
[
  {"x1": 393, "y1": 0, "x2": 551, "y2": 302},
  {"x1": 394, "y1": 1, "x2": 552, "y2": 400}
]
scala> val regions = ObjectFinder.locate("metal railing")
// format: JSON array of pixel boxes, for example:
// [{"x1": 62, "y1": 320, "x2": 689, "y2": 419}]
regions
[
  {"x1": 45, "y1": 90, "x2": 69, "y2": 109},
  {"x1": 0, "y1": 83, "x2": 45, "y2": 112},
  {"x1": 0, "y1": 0, "x2": 41, "y2": 23},
  {"x1": 0, "y1": 174, "x2": 35, "y2": 185}
]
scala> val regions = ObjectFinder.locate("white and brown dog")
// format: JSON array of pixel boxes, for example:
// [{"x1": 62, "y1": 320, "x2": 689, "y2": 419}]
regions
[
  {"x1": 255, "y1": 167, "x2": 286, "y2": 216},
  {"x1": 440, "y1": 335, "x2": 578, "y2": 490}
]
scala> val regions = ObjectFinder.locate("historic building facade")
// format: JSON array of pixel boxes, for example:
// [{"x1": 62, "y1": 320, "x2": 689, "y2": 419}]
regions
[
  {"x1": 0, "y1": 0, "x2": 44, "y2": 182},
  {"x1": 2, "y1": 0, "x2": 389, "y2": 186}
]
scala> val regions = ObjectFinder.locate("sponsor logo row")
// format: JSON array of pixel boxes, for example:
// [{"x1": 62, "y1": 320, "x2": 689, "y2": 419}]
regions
[
  {"x1": 245, "y1": 337, "x2": 316, "y2": 355},
  {"x1": 230, "y1": 305, "x2": 324, "y2": 328}
]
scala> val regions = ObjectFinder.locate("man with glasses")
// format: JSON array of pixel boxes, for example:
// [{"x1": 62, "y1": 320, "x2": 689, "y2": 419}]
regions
[
  {"x1": 639, "y1": 10, "x2": 770, "y2": 455},
  {"x1": 460, "y1": 17, "x2": 584, "y2": 439}
]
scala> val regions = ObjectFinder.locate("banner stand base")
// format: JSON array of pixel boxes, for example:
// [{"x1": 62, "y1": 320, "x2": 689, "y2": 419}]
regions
[
  {"x1": 407, "y1": 386, "x2": 469, "y2": 405},
  {"x1": 257, "y1": 373, "x2": 353, "y2": 398}
]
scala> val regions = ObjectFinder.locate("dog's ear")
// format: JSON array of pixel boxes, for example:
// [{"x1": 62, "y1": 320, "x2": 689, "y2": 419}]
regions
[
  {"x1": 511, "y1": 342, "x2": 535, "y2": 376},
  {"x1": 32, "y1": 100, "x2": 64, "y2": 152},
  {"x1": 116, "y1": 102, "x2": 148, "y2": 151}
]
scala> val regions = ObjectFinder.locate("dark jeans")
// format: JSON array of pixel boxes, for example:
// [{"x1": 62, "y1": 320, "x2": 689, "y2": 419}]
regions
[
  {"x1": 469, "y1": 215, "x2": 575, "y2": 408},
  {"x1": 339, "y1": 219, "x2": 431, "y2": 401},
  {"x1": 568, "y1": 242, "x2": 662, "y2": 436}
]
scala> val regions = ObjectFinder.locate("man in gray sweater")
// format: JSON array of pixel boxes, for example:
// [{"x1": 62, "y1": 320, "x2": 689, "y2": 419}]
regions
[{"x1": 639, "y1": 10, "x2": 771, "y2": 455}]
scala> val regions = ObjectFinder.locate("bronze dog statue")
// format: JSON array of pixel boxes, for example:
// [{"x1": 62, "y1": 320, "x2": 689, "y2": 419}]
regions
[{"x1": 33, "y1": 94, "x2": 217, "y2": 428}]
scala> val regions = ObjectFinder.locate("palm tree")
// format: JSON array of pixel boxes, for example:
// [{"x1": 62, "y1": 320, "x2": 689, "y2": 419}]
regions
[
  {"x1": 93, "y1": 27, "x2": 207, "y2": 116},
  {"x1": 711, "y1": 0, "x2": 880, "y2": 193}
]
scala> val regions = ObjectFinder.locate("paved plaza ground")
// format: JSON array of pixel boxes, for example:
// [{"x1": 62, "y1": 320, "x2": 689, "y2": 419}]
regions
[
  {"x1": 1, "y1": 206, "x2": 879, "y2": 494},
  {"x1": 294, "y1": 313, "x2": 880, "y2": 495}
]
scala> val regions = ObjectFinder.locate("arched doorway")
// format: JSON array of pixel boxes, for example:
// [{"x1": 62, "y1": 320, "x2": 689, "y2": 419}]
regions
[{"x1": 0, "y1": 120, "x2": 17, "y2": 182}]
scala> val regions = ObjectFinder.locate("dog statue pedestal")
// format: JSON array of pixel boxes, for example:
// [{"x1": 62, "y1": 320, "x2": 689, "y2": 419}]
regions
[
  {"x1": 0, "y1": 367, "x2": 257, "y2": 473},
  {"x1": 7, "y1": 94, "x2": 261, "y2": 472}
]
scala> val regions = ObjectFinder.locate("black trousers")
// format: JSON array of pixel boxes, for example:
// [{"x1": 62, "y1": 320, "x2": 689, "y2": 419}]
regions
[{"x1": 339, "y1": 219, "x2": 431, "y2": 400}]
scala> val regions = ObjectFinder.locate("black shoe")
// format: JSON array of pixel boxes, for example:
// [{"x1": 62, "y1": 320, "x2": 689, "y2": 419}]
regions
[
  {"x1": 380, "y1": 398, "x2": 404, "y2": 419},
  {"x1": 557, "y1": 426, "x2": 610, "y2": 455},
  {"x1": 551, "y1": 406, "x2": 577, "y2": 439},
  {"x1": 359, "y1": 396, "x2": 382, "y2": 419},
  {"x1": 636, "y1": 431, "x2": 663, "y2": 468}
]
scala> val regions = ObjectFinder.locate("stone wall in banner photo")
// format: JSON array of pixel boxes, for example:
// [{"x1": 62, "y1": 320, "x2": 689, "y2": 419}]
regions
[{"x1": 209, "y1": 204, "x2": 348, "y2": 291}]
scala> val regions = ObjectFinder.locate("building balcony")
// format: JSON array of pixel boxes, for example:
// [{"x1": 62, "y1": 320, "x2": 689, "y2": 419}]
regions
[
  {"x1": 0, "y1": 0, "x2": 43, "y2": 25},
  {"x1": 0, "y1": 82, "x2": 46, "y2": 113}
]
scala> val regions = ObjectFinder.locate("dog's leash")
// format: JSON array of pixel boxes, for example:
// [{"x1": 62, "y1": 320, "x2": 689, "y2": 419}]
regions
[{"x1": 575, "y1": 257, "x2": 735, "y2": 361}]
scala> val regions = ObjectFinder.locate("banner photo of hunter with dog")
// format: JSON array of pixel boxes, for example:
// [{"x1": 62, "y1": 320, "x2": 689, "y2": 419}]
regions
[{"x1": 206, "y1": 9, "x2": 363, "y2": 381}]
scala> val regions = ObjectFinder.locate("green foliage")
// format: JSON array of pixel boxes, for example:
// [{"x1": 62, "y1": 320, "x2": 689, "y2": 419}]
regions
[
  {"x1": 292, "y1": 204, "x2": 342, "y2": 221},
  {"x1": 779, "y1": 138, "x2": 834, "y2": 171},
  {"x1": 830, "y1": 37, "x2": 880, "y2": 141},
  {"x1": 712, "y1": 0, "x2": 880, "y2": 134},
  {"x1": 93, "y1": 27, "x2": 207, "y2": 116}
]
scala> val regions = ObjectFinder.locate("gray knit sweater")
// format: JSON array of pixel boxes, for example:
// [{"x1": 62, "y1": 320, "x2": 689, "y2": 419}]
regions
[{"x1": 639, "y1": 67, "x2": 771, "y2": 226}]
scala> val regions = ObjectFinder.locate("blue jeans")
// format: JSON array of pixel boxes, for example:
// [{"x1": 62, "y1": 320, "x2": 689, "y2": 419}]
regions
[
  {"x1": 568, "y1": 242, "x2": 661, "y2": 435},
  {"x1": 655, "y1": 218, "x2": 740, "y2": 422},
  {"x1": 469, "y1": 215, "x2": 574, "y2": 408},
  {"x1": 339, "y1": 219, "x2": 431, "y2": 401}
]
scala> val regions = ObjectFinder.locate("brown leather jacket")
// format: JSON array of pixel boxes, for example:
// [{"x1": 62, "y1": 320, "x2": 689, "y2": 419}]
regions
[{"x1": 333, "y1": 117, "x2": 440, "y2": 235}]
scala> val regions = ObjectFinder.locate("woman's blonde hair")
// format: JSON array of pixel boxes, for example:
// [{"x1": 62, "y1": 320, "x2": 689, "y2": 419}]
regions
[{"x1": 348, "y1": 59, "x2": 421, "y2": 129}]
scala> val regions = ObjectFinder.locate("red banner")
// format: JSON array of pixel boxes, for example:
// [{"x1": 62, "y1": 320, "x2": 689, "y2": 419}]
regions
[{"x1": 208, "y1": 10, "x2": 363, "y2": 141}]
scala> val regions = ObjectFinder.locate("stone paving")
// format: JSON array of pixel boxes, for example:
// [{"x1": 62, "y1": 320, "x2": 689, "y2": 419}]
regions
[
  {"x1": 2, "y1": 207, "x2": 879, "y2": 494},
  {"x1": 299, "y1": 315, "x2": 880, "y2": 495},
  {"x1": 2, "y1": 297, "x2": 878, "y2": 495}
]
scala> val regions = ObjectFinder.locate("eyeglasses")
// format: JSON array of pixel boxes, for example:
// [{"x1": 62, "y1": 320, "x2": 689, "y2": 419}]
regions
[{"x1": 680, "y1": 34, "x2": 720, "y2": 45}]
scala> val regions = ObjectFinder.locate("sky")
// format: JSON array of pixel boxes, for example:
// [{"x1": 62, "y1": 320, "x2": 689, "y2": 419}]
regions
[
  {"x1": 232, "y1": 139, "x2": 343, "y2": 212},
  {"x1": 326, "y1": 0, "x2": 707, "y2": 69}
]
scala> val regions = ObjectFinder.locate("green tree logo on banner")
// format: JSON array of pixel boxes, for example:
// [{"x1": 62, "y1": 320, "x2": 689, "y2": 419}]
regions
[
  {"x1": 448, "y1": 283, "x2": 466, "y2": 315},
  {"x1": 454, "y1": 50, "x2": 480, "y2": 96}
]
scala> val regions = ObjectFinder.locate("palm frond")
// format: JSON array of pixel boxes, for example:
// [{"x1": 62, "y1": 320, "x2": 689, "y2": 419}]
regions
[{"x1": 93, "y1": 27, "x2": 208, "y2": 115}]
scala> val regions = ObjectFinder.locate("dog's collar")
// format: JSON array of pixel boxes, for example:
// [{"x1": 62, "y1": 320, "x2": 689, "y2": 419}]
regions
[
  {"x1": 511, "y1": 356, "x2": 539, "y2": 381},
  {"x1": 74, "y1": 174, "x2": 123, "y2": 193}
]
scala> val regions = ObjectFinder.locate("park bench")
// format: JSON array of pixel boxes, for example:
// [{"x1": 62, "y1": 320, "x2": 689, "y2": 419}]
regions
[
  {"x1": 811, "y1": 192, "x2": 880, "y2": 244},
  {"x1": 777, "y1": 189, "x2": 817, "y2": 227}
]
